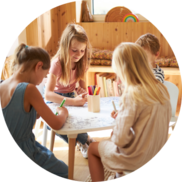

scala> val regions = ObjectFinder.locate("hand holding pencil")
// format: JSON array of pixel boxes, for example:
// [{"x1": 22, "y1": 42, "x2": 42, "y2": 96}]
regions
[
  {"x1": 111, "y1": 100, "x2": 118, "y2": 119},
  {"x1": 55, "y1": 98, "x2": 68, "y2": 118}
]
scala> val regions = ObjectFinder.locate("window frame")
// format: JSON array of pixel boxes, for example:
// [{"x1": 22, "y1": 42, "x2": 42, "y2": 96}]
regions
[{"x1": 84, "y1": 0, "x2": 148, "y2": 22}]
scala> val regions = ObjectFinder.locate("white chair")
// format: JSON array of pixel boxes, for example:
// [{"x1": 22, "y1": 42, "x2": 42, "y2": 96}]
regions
[
  {"x1": 34, "y1": 78, "x2": 48, "y2": 146},
  {"x1": 36, "y1": 78, "x2": 57, "y2": 149},
  {"x1": 164, "y1": 81, "x2": 179, "y2": 130},
  {"x1": 115, "y1": 81, "x2": 179, "y2": 178}
]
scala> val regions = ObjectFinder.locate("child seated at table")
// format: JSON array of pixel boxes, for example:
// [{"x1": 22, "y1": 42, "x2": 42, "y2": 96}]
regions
[
  {"x1": 135, "y1": 33, "x2": 165, "y2": 83},
  {"x1": 44, "y1": 23, "x2": 95, "y2": 158},
  {"x1": 87, "y1": 42, "x2": 171, "y2": 181},
  {"x1": 0, "y1": 44, "x2": 69, "y2": 178}
]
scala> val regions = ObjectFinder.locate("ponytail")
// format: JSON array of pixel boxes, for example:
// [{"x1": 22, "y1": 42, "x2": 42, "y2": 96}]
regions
[{"x1": 10, "y1": 43, "x2": 50, "y2": 75}]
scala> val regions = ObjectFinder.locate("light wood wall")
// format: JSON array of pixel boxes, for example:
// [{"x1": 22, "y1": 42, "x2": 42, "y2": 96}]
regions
[
  {"x1": 26, "y1": 2, "x2": 76, "y2": 57},
  {"x1": 26, "y1": 2, "x2": 174, "y2": 58},
  {"x1": 78, "y1": 22, "x2": 174, "y2": 57}
]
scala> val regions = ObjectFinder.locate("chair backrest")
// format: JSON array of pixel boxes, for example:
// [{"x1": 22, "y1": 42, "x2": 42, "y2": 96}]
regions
[
  {"x1": 163, "y1": 81, "x2": 179, "y2": 117},
  {"x1": 36, "y1": 78, "x2": 47, "y2": 96}
]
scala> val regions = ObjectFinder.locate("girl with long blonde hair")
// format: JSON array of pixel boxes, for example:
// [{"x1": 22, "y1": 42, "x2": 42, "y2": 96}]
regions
[
  {"x1": 44, "y1": 23, "x2": 94, "y2": 158},
  {"x1": 88, "y1": 42, "x2": 171, "y2": 181}
]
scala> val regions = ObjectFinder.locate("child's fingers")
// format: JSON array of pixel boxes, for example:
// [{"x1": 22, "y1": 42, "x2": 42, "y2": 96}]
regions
[
  {"x1": 76, "y1": 86, "x2": 87, "y2": 95},
  {"x1": 76, "y1": 86, "x2": 81, "y2": 93},
  {"x1": 81, "y1": 92, "x2": 88, "y2": 98},
  {"x1": 111, "y1": 110, "x2": 118, "y2": 118}
]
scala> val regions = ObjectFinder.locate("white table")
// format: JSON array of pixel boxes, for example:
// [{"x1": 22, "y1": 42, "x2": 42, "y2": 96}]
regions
[{"x1": 47, "y1": 97, "x2": 120, "y2": 179}]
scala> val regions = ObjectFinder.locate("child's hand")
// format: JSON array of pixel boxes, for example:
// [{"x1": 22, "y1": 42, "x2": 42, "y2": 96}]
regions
[
  {"x1": 74, "y1": 95, "x2": 87, "y2": 106},
  {"x1": 111, "y1": 110, "x2": 118, "y2": 119},
  {"x1": 56, "y1": 106, "x2": 68, "y2": 118},
  {"x1": 75, "y1": 86, "x2": 87, "y2": 95},
  {"x1": 79, "y1": 92, "x2": 88, "y2": 98}
]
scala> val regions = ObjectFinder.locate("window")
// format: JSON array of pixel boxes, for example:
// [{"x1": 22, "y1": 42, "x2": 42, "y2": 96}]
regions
[
  {"x1": 83, "y1": 0, "x2": 147, "y2": 22},
  {"x1": 92, "y1": 0, "x2": 137, "y2": 15}
]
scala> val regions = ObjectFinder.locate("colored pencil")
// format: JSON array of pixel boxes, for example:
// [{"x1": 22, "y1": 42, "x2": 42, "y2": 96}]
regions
[
  {"x1": 90, "y1": 86, "x2": 93, "y2": 95},
  {"x1": 96, "y1": 87, "x2": 101, "y2": 95},
  {"x1": 55, "y1": 98, "x2": 66, "y2": 115},
  {"x1": 112, "y1": 100, "x2": 117, "y2": 112},
  {"x1": 93, "y1": 87, "x2": 97, "y2": 95},
  {"x1": 88, "y1": 86, "x2": 91, "y2": 95}
]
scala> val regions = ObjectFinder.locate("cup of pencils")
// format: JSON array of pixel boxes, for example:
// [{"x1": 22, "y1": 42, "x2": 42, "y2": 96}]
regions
[{"x1": 87, "y1": 85, "x2": 101, "y2": 113}]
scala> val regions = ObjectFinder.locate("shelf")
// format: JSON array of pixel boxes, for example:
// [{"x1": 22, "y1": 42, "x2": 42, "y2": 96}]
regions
[
  {"x1": 88, "y1": 66, "x2": 181, "y2": 75},
  {"x1": 88, "y1": 66, "x2": 114, "y2": 73}
]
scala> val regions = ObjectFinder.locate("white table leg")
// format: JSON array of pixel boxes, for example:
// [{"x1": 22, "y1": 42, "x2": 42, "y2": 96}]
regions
[
  {"x1": 42, "y1": 123, "x2": 48, "y2": 146},
  {"x1": 49, "y1": 130, "x2": 56, "y2": 152},
  {"x1": 68, "y1": 134, "x2": 78, "y2": 180}
]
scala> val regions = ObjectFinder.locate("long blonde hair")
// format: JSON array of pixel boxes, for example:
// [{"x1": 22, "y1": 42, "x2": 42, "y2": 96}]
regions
[
  {"x1": 112, "y1": 42, "x2": 169, "y2": 106},
  {"x1": 52, "y1": 23, "x2": 91, "y2": 86}
]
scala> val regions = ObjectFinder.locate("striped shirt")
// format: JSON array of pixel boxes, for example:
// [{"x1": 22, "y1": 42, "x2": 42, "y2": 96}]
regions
[{"x1": 153, "y1": 64, "x2": 165, "y2": 83}]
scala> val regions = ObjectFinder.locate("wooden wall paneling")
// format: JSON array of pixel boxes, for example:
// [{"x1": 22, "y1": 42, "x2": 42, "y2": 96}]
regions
[
  {"x1": 79, "y1": 22, "x2": 174, "y2": 57},
  {"x1": 127, "y1": 23, "x2": 133, "y2": 42},
  {"x1": 118, "y1": 23, "x2": 123, "y2": 46},
  {"x1": 70, "y1": 1, "x2": 76, "y2": 22},
  {"x1": 131, "y1": 22, "x2": 136, "y2": 43},
  {"x1": 43, "y1": 10, "x2": 52, "y2": 56},
  {"x1": 111, "y1": 23, "x2": 121, "y2": 49},
  {"x1": 26, "y1": 19, "x2": 38, "y2": 46},
  {"x1": 18, "y1": 29, "x2": 27, "y2": 45},
  {"x1": 161, "y1": 32, "x2": 168, "y2": 57},
  {"x1": 50, "y1": 7, "x2": 59, "y2": 57},
  {"x1": 92, "y1": 23, "x2": 103, "y2": 49},
  {"x1": 123, "y1": 23, "x2": 128, "y2": 42},
  {"x1": 90, "y1": 23, "x2": 102, "y2": 49},
  {"x1": 59, "y1": 4, "x2": 66, "y2": 36},
  {"x1": 135, "y1": 23, "x2": 143, "y2": 42},
  {"x1": 37, "y1": 8, "x2": 58, "y2": 57},
  {"x1": 101, "y1": 23, "x2": 106, "y2": 49},
  {"x1": 37, "y1": 14, "x2": 43, "y2": 48},
  {"x1": 57, "y1": 5, "x2": 62, "y2": 40},
  {"x1": 59, "y1": 2, "x2": 76, "y2": 37}
]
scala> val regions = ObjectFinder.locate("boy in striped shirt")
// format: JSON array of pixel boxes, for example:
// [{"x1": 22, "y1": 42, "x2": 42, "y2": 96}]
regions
[{"x1": 136, "y1": 33, "x2": 164, "y2": 83}]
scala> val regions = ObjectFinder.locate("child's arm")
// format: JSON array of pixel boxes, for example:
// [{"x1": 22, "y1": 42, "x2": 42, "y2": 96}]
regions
[
  {"x1": 45, "y1": 74, "x2": 73, "y2": 105},
  {"x1": 111, "y1": 105, "x2": 136, "y2": 148},
  {"x1": 75, "y1": 79, "x2": 87, "y2": 95},
  {"x1": 110, "y1": 110, "x2": 118, "y2": 138},
  {"x1": 25, "y1": 84, "x2": 68, "y2": 130},
  {"x1": 45, "y1": 73, "x2": 87, "y2": 106}
]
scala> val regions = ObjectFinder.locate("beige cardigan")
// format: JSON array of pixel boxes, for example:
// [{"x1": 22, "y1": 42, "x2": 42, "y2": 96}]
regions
[{"x1": 98, "y1": 90, "x2": 171, "y2": 172}]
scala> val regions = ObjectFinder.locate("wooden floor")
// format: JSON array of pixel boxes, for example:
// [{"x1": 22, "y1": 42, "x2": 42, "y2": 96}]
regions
[{"x1": 34, "y1": 104, "x2": 180, "y2": 181}]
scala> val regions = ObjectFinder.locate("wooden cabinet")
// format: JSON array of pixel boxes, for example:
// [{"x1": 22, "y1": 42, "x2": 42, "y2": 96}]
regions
[{"x1": 86, "y1": 66, "x2": 181, "y2": 115}]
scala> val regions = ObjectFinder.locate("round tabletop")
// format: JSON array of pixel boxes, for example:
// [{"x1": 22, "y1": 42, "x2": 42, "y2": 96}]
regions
[{"x1": 47, "y1": 97, "x2": 120, "y2": 135}]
